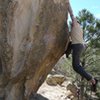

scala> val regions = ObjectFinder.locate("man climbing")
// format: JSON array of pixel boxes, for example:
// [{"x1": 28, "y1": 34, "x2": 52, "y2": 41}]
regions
[{"x1": 65, "y1": 0, "x2": 98, "y2": 92}]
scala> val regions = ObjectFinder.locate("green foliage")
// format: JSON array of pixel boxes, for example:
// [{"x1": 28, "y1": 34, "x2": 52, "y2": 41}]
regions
[
  {"x1": 76, "y1": 9, "x2": 100, "y2": 45},
  {"x1": 55, "y1": 56, "x2": 77, "y2": 80}
]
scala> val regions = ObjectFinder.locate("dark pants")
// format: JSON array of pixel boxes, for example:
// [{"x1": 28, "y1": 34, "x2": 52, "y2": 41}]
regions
[{"x1": 71, "y1": 44, "x2": 92, "y2": 81}]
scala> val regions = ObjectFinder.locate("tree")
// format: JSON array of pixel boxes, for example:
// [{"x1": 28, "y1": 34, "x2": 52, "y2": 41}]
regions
[
  {"x1": 0, "y1": 0, "x2": 69, "y2": 100},
  {"x1": 76, "y1": 9, "x2": 100, "y2": 99}
]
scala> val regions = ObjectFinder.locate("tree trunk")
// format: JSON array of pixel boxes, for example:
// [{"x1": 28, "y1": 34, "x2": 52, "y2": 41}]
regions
[{"x1": 0, "y1": 0, "x2": 69, "y2": 100}]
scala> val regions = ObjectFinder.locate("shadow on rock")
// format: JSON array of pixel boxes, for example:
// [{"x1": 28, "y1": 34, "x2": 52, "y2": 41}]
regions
[{"x1": 30, "y1": 93, "x2": 49, "y2": 100}]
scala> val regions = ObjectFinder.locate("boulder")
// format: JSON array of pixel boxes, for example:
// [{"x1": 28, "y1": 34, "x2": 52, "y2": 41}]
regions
[
  {"x1": 0, "y1": 0, "x2": 69, "y2": 99},
  {"x1": 46, "y1": 74, "x2": 66, "y2": 86},
  {"x1": 66, "y1": 83, "x2": 79, "y2": 99}
]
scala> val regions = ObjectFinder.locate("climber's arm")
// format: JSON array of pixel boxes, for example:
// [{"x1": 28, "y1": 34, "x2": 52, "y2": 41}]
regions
[{"x1": 68, "y1": 2, "x2": 74, "y2": 21}]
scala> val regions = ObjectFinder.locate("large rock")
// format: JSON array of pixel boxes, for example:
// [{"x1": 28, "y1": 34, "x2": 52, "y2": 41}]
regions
[
  {"x1": 0, "y1": 0, "x2": 69, "y2": 99},
  {"x1": 66, "y1": 83, "x2": 78, "y2": 99},
  {"x1": 46, "y1": 74, "x2": 66, "y2": 86}
]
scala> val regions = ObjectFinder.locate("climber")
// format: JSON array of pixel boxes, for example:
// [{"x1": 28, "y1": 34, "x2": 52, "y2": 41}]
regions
[
  {"x1": 70, "y1": 18, "x2": 98, "y2": 92},
  {"x1": 65, "y1": 0, "x2": 98, "y2": 92}
]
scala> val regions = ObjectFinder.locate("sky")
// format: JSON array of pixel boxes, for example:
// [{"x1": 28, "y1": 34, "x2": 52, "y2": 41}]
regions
[{"x1": 70, "y1": 0, "x2": 100, "y2": 19}]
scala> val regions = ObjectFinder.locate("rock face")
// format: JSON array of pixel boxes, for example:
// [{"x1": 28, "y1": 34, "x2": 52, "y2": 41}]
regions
[{"x1": 0, "y1": 0, "x2": 69, "y2": 100}]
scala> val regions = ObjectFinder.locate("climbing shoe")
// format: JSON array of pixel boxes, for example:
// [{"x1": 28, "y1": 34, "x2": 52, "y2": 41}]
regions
[{"x1": 91, "y1": 78, "x2": 98, "y2": 92}]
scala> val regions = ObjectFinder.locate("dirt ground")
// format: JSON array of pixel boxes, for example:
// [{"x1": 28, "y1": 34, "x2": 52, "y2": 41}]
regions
[{"x1": 37, "y1": 81, "x2": 72, "y2": 100}]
